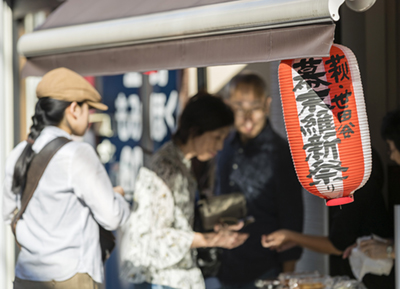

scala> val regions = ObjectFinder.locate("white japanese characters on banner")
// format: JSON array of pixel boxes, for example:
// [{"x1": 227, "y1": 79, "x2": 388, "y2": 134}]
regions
[
  {"x1": 123, "y1": 72, "x2": 143, "y2": 88},
  {"x1": 148, "y1": 70, "x2": 181, "y2": 151},
  {"x1": 99, "y1": 70, "x2": 181, "y2": 195},
  {"x1": 150, "y1": 90, "x2": 178, "y2": 141},
  {"x1": 115, "y1": 92, "x2": 142, "y2": 142},
  {"x1": 99, "y1": 73, "x2": 144, "y2": 199},
  {"x1": 149, "y1": 69, "x2": 169, "y2": 87}
]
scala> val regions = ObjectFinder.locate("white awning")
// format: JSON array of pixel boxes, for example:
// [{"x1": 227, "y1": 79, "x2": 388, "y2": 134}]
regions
[{"x1": 19, "y1": 0, "x2": 345, "y2": 76}]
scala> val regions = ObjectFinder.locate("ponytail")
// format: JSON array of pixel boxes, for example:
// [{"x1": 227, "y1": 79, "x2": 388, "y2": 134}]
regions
[{"x1": 11, "y1": 98, "x2": 71, "y2": 195}]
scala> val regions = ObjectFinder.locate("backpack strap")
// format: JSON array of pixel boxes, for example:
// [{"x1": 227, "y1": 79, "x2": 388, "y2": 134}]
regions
[{"x1": 11, "y1": 137, "x2": 71, "y2": 239}]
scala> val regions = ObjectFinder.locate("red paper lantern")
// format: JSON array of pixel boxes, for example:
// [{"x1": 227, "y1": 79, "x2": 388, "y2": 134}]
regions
[{"x1": 278, "y1": 44, "x2": 371, "y2": 206}]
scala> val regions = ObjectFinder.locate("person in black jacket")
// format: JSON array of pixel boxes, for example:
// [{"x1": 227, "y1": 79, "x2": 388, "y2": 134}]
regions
[{"x1": 215, "y1": 72, "x2": 304, "y2": 288}]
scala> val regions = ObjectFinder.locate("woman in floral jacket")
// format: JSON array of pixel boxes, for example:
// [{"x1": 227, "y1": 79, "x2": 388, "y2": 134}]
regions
[{"x1": 120, "y1": 93, "x2": 248, "y2": 289}]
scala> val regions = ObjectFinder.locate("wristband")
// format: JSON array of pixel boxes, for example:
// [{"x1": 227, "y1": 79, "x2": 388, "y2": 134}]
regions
[{"x1": 387, "y1": 245, "x2": 393, "y2": 259}]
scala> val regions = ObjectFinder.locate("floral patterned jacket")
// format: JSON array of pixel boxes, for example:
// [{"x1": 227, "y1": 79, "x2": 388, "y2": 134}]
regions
[{"x1": 120, "y1": 141, "x2": 205, "y2": 289}]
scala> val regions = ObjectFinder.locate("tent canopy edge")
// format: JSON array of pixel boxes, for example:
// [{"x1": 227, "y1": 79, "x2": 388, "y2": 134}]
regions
[{"x1": 22, "y1": 24, "x2": 335, "y2": 77}]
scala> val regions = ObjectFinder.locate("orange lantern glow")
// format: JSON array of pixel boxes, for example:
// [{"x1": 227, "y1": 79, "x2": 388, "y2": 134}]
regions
[{"x1": 279, "y1": 44, "x2": 371, "y2": 206}]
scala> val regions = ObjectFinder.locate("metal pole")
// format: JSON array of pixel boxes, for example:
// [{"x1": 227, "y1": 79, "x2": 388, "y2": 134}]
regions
[
  {"x1": 0, "y1": 2, "x2": 7, "y2": 288},
  {"x1": 0, "y1": 1, "x2": 15, "y2": 288},
  {"x1": 141, "y1": 73, "x2": 153, "y2": 165},
  {"x1": 197, "y1": 67, "x2": 207, "y2": 92},
  {"x1": 24, "y1": 12, "x2": 46, "y2": 135},
  {"x1": 395, "y1": 205, "x2": 400, "y2": 289}
]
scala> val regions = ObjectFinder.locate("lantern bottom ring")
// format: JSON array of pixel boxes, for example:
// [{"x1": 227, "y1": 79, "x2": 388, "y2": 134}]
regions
[{"x1": 325, "y1": 195, "x2": 354, "y2": 207}]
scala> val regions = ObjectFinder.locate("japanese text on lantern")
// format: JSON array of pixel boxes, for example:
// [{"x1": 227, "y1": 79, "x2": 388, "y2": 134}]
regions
[
  {"x1": 325, "y1": 53, "x2": 355, "y2": 139},
  {"x1": 292, "y1": 56, "x2": 351, "y2": 192}
]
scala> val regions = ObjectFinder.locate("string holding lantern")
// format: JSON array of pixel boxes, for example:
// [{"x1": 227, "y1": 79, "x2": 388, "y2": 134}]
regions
[{"x1": 278, "y1": 44, "x2": 372, "y2": 206}]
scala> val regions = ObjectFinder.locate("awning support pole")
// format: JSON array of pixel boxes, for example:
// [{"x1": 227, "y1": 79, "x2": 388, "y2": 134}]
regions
[
  {"x1": 395, "y1": 205, "x2": 400, "y2": 289},
  {"x1": 0, "y1": 2, "x2": 15, "y2": 289}
]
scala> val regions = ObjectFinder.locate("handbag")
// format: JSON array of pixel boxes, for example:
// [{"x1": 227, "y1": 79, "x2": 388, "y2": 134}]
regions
[
  {"x1": 197, "y1": 192, "x2": 247, "y2": 231},
  {"x1": 195, "y1": 192, "x2": 247, "y2": 278},
  {"x1": 11, "y1": 137, "x2": 115, "y2": 262}
]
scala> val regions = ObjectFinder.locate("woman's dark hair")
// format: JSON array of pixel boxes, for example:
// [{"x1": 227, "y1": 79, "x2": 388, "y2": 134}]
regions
[
  {"x1": 381, "y1": 109, "x2": 400, "y2": 151},
  {"x1": 173, "y1": 92, "x2": 234, "y2": 144},
  {"x1": 12, "y1": 97, "x2": 72, "y2": 194}
]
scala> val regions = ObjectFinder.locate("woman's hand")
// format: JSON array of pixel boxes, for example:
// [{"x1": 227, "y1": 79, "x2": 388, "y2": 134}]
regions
[
  {"x1": 113, "y1": 186, "x2": 125, "y2": 197},
  {"x1": 261, "y1": 229, "x2": 297, "y2": 251},
  {"x1": 192, "y1": 222, "x2": 249, "y2": 249},
  {"x1": 209, "y1": 225, "x2": 249, "y2": 249},
  {"x1": 359, "y1": 239, "x2": 394, "y2": 259}
]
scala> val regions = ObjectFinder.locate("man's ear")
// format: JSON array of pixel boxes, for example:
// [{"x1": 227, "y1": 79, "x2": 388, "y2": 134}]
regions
[{"x1": 264, "y1": 96, "x2": 272, "y2": 114}]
